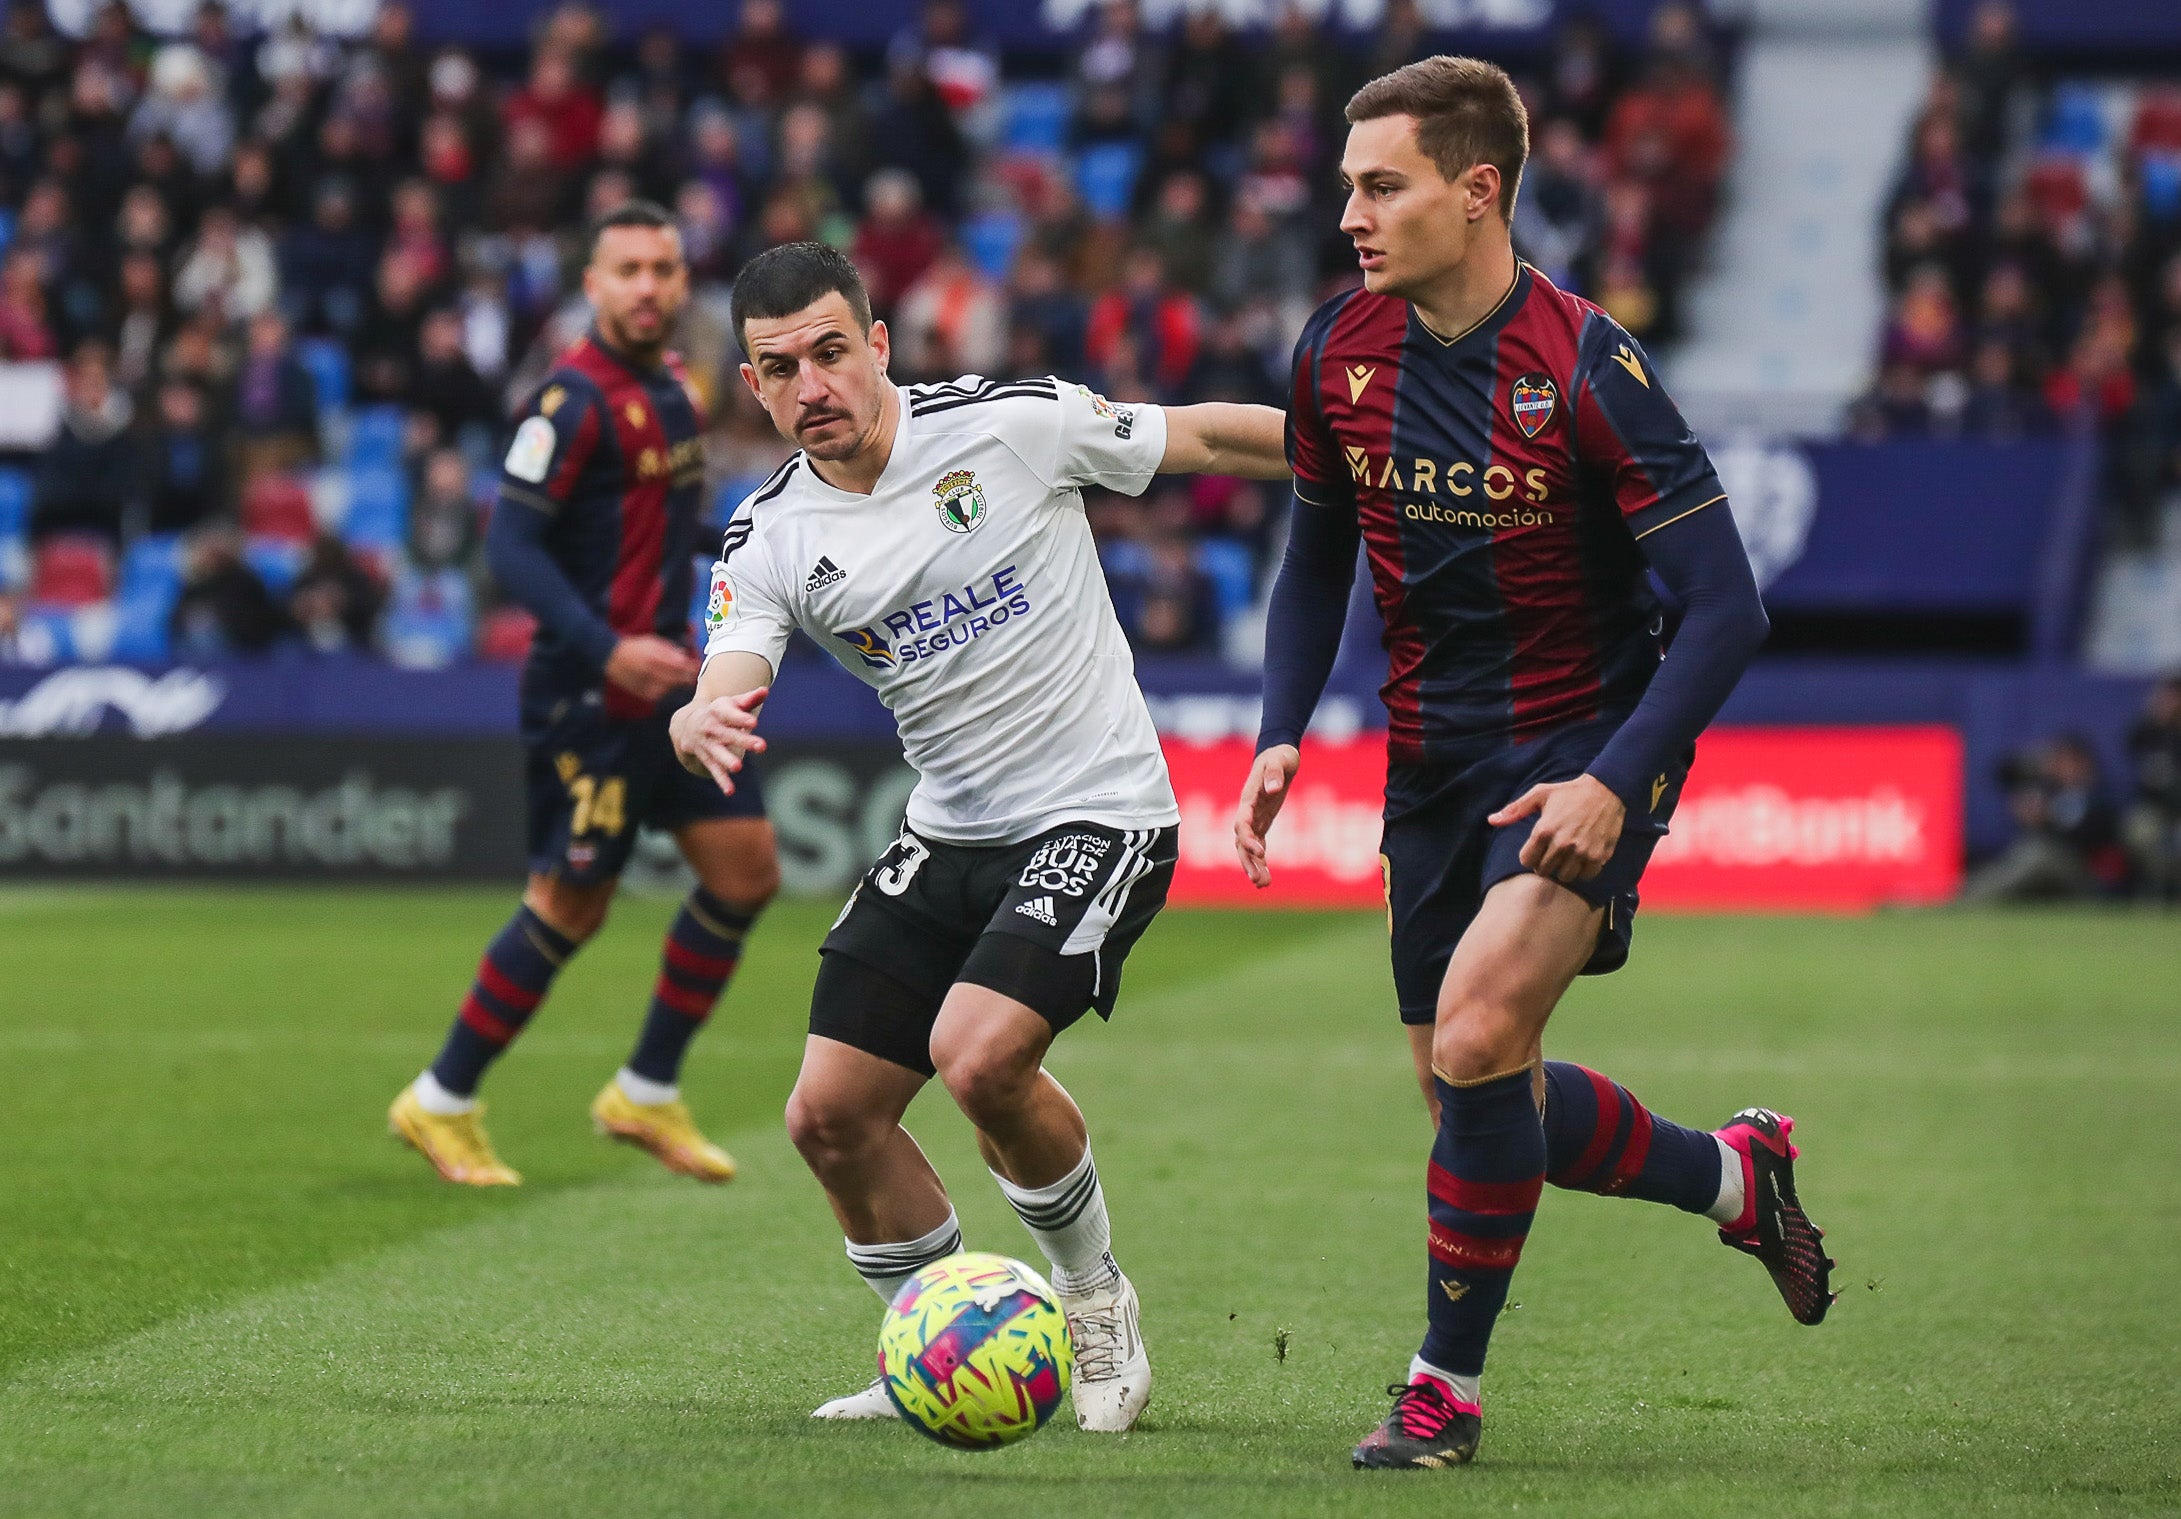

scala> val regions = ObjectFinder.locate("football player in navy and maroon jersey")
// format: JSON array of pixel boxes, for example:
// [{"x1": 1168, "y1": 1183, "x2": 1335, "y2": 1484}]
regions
[
  {"x1": 389, "y1": 202, "x2": 779, "y2": 1187},
  {"x1": 1230, "y1": 59, "x2": 1835, "y2": 1470}
]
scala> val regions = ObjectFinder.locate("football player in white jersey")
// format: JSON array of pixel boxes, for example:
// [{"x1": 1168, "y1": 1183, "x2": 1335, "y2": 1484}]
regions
[{"x1": 671, "y1": 243, "x2": 1288, "y2": 1433}]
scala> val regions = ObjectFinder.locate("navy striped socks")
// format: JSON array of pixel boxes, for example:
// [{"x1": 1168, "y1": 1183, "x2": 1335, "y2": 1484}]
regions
[
  {"x1": 624, "y1": 889, "x2": 755, "y2": 1088},
  {"x1": 1541, "y1": 1061, "x2": 1729, "y2": 1215},
  {"x1": 1422, "y1": 1066, "x2": 1545, "y2": 1380},
  {"x1": 426, "y1": 905, "x2": 577, "y2": 1100}
]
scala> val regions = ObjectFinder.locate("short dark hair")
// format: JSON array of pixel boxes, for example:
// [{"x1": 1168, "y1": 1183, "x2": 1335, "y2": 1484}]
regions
[
  {"x1": 1345, "y1": 55, "x2": 1529, "y2": 219},
  {"x1": 587, "y1": 198, "x2": 677, "y2": 256},
  {"x1": 731, "y1": 240, "x2": 872, "y2": 352}
]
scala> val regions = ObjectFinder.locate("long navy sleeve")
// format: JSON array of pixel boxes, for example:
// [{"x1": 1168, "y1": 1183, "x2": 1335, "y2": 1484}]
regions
[
  {"x1": 1584, "y1": 501, "x2": 1769, "y2": 809},
  {"x1": 486, "y1": 498, "x2": 621, "y2": 674},
  {"x1": 1255, "y1": 489, "x2": 1360, "y2": 753}
]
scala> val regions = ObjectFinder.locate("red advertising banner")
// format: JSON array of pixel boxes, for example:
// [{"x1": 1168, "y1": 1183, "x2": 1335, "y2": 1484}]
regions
[{"x1": 1165, "y1": 725, "x2": 1964, "y2": 912}]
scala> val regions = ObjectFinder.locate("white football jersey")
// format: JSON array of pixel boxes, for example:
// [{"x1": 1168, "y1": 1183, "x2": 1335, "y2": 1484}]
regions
[{"x1": 701, "y1": 376, "x2": 1180, "y2": 845}]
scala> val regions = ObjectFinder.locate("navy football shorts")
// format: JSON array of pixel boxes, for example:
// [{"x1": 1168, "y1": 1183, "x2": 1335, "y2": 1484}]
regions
[
  {"x1": 1380, "y1": 716, "x2": 1691, "y2": 1025},
  {"x1": 812, "y1": 820, "x2": 1177, "y2": 1076},
  {"x1": 522, "y1": 683, "x2": 764, "y2": 885}
]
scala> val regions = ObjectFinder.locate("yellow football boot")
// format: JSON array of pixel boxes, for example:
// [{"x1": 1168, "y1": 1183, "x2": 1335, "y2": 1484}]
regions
[
  {"x1": 590, "y1": 1080, "x2": 737, "y2": 1182},
  {"x1": 388, "y1": 1086, "x2": 522, "y2": 1186}
]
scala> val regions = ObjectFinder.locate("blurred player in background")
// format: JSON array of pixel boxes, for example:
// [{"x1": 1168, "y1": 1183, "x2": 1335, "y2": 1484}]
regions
[
  {"x1": 1231, "y1": 59, "x2": 1833, "y2": 1471},
  {"x1": 673, "y1": 242, "x2": 1288, "y2": 1432},
  {"x1": 389, "y1": 203, "x2": 779, "y2": 1187}
]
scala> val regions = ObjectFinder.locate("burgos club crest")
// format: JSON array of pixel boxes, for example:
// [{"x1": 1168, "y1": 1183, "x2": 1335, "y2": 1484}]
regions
[
  {"x1": 933, "y1": 468, "x2": 987, "y2": 534},
  {"x1": 1510, "y1": 373, "x2": 1558, "y2": 439}
]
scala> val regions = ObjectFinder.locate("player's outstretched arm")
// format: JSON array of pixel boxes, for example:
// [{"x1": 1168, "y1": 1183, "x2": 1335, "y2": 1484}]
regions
[
  {"x1": 669, "y1": 650, "x2": 774, "y2": 795},
  {"x1": 1158, "y1": 403, "x2": 1292, "y2": 480}
]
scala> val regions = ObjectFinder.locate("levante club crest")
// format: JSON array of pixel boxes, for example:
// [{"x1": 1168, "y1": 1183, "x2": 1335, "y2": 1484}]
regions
[
  {"x1": 1510, "y1": 373, "x2": 1558, "y2": 438},
  {"x1": 933, "y1": 468, "x2": 988, "y2": 533}
]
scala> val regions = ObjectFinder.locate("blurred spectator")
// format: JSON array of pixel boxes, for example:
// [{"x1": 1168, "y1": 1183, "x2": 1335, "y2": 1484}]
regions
[
  {"x1": 174, "y1": 202, "x2": 277, "y2": 325},
  {"x1": 32, "y1": 341, "x2": 139, "y2": 546},
  {"x1": 1964, "y1": 734, "x2": 2126, "y2": 901},
  {"x1": 290, "y1": 534, "x2": 385, "y2": 653},
  {"x1": 1112, "y1": 530, "x2": 1218, "y2": 653},
  {"x1": 410, "y1": 307, "x2": 497, "y2": 442},
  {"x1": 503, "y1": 47, "x2": 601, "y2": 176},
  {"x1": 853, "y1": 168, "x2": 943, "y2": 318},
  {"x1": 281, "y1": 181, "x2": 375, "y2": 336},
  {"x1": 0, "y1": 246, "x2": 55, "y2": 358},
  {"x1": 2124, "y1": 675, "x2": 2181, "y2": 900},
  {"x1": 408, "y1": 447, "x2": 482, "y2": 573},
  {"x1": 1139, "y1": 170, "x2": 1217, "y2": 296},
  {"x1": 720, "y1": 0, "x2": 802, "y2": 109},
  {"x1": 233, "y1": 309, "x2": 318, "y2": 477},
  {"x1": 895, "y1": 242, "x2": 1004, "y2": 382},
  {"x1": 108, "y1": 249, "x2": 169, "y2": 392},
  {"x1": 1087, "y1": 247, "x2": 1201, "y2": 400},
  {"x1": 127, "y1": 44, "x2": 233, "y2": 177},
  {"x1": 170, "y1": 525, "x2": 288, "y2": 656},
  {"x1": 1004, "y1": 247, "x2": 1087, "y2": 379},
  {"x1": 1515, "y1": 118, "x2": 1602, "y2": 295},
  {"x1": 142, "y1": 377, "x2": 227, "y2": 536}
]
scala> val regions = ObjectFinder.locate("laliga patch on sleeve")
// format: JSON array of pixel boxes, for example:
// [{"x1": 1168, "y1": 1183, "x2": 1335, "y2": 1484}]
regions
[
  {"x1": 704, "y1": 562, "x2": 735, "y2": 632},
  {"x1": 504, "y1": 415, "x2": 558, "y2": 483}
]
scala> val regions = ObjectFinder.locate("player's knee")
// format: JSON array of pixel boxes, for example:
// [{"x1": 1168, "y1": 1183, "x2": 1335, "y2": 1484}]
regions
[
  {"x1": 526, "y1": 879, "x2": 612, "y2": 943},
  {"x1": 712, "y1": 850, "x2": 781, "y2": 914},
  {"x1": 784, "y1": 1087, "x2": 880, "y2": 1171},
  {"x1": 1431, "y1": 999, "x2": 1527, "y2": 1083},
  {"x1": 934, "y1": 1036, "x2": 1038, "y2": 1129}
]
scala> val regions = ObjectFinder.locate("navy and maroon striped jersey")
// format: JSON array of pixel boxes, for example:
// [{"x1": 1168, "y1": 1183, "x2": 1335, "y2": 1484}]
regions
[
  {"x1": 496, "y1": 330, "x2": 707, "y2": 713},
  {"x1": 1287, "y1": 264, "x2": 1726, "y2": 764}
]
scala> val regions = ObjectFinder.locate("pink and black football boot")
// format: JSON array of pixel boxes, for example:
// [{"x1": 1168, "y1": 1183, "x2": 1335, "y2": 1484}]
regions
[{"x1": 1715, "y1": 1107, "x2": 1837, "y2": 1325}]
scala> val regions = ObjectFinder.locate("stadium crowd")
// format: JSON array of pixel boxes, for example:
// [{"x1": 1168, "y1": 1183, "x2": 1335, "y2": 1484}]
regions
[
  {"x1": 0, "y1": 0, "x2": 1731, "y2": 667},
  {"x1": 1856, "y1": 1, "x2": 2181, "y2": 551}
]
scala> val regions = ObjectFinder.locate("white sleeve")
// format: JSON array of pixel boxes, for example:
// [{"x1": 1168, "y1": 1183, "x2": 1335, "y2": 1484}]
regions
[
  {"x1": 699, "y1": 517, "x2": 796, "y2": 675},
  {"x1": 1048, "y1": 378, "x2": 1168, "y2": 497}
]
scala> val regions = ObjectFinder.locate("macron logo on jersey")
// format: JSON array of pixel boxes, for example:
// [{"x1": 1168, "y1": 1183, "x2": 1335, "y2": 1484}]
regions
[
  {"x1": 1015, "y1": 895, "x2": 1059, "y2": 926},
  {"x1": 806, "y1": 556, "x2": 845, "y2": 592}
]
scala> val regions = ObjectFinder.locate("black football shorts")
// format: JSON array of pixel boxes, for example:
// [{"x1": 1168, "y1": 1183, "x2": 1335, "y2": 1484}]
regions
[{"x1": 811, "y1": 820, "x2": 1178, "y2": 1076}]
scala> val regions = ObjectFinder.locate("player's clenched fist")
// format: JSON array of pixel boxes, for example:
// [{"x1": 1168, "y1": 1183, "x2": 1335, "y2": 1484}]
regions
[
  {"x1": 1489, "y1": 773, "x2": 1626, "y2": 885},
  {"x1": 671, "y1": 686, "x2": 769, "y2": 795},
  {"x1": 1233, "y1": 743, "x2": 1301, "y2": 889}
]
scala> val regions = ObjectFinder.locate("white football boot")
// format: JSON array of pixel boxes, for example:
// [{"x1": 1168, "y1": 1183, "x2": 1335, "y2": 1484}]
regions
[
  {"x1": 811, "y1": 1377, "x2": 899, "y2": 1421},
  {"x1": 1060, "y1": 1265, "x2": 1151, "y2": 1432}
]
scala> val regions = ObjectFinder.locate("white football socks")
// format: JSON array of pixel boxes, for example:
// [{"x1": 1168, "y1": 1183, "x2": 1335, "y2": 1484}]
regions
[
  {"x1": 845, "y1": 1209, "x2": 963, "y2": 1303},
  {"x1": 993, "y1": 1146, "x2": 1118, "y2": 1294},
  {"x1": 614, "y1": 1068, "x2": 678, "y2": 1106},
  {"x1": 1410, "y1": 1355, "x2": 1482, "y2": 1411},
  {"x1": 1704, "y1": 1134, "x2": 1748, "y2": 1226},
  {"x1": 411, "y1": 1071, "x2": 476, "y2": 1116}
]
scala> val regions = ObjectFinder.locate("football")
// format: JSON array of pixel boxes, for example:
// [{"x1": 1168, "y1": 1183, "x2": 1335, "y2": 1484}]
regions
[{"x1": 878, "y1": 1252, "x2": 1073, "y2": 1450}]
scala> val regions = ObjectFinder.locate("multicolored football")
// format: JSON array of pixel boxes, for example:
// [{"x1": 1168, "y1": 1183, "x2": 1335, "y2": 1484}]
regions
[{"x1": 878, "y1": 1252, "x2": 1072, "y2": 1450}]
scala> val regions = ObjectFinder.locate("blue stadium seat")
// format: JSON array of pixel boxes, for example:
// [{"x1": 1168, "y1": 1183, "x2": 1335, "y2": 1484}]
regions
[
  {"x1": 244, "y1": 537, "x2": 305, "y2": 595},
  {"x1": 2042, "y1": 84, "x2": 2107, "y2": 157},
  {"x1": 0, "y1": 533, "x2": 24, "y2": 593},
  {"x1": 0, "y1": 466, "x2": 32, "y2": 538},
  {"x1": 296, "y1": 338, "x2": 351, "y2": 413},
  {"x1": 688, "y1": 552, "x2": 713, "y2": 638},
  {"x1": 346, "y1": 404, "x2": 407, "y2": 468},
  {"x1": 0, "y1": 207, "x2": 15, "y2": 258},
  {"x1": 381, "y1": 566, "x2": 475, "y2": 669},
  {"x1": 1196, "y1": 538, "x2": 1258, "y2": 621},
  {"x1": 118, "y1": 534, "x2": 183, "y2": 595},
  {"x1": 111, "y1": 592, "x2": 173, "y2": 661},
  {"x1": 714, "y1": 474, "x2": 769, "y2": 525},
  {"x1": 343, "y1": 465, "x2": 410, "y2": 548},
  {"x1": 2143, "y1": 153, "x2": 2181, "y2": 223},
  {"x1": 14, "y1": 605, "x2": 75, "y2": 664},
  {"x1": 963, "y1": 210, "x2": 1025, "y2": 282},
  {"x1": 1003, "y1": 82, "x2": 1071, "y2": 155},
  {"x1": 1076, "y1": 143, "x2": 1143, "y2": 220}
]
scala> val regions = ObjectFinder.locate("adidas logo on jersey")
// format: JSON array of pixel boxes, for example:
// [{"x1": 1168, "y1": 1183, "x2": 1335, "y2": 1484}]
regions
[
  {"x1": 1015, "y1": 895, "x2": 1059, "y2": 926},
  {"x1": 806, "y1": 556, "x2": 845, "y2": 591}
]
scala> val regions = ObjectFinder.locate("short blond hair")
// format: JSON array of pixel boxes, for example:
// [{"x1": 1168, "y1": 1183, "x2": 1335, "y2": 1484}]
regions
[{"x1": 1345, "y1": 55, "x2": 1529, "y2": 219}]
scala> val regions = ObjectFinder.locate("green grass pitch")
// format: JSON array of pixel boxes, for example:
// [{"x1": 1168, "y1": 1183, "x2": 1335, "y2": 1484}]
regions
[{"x1": 1, "y1": 888, "x2": 2176, "y2": 1517}]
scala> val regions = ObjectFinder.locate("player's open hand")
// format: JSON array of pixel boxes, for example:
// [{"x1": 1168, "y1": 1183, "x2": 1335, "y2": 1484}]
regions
[
  {"x1": 606, "y1": 635, "x2": 703, "y2": 702},
  {"x1": 1233, "y1": 744, "x2": 1301, "y2": 889},
  {"x1": 1490, "y1": 773, "x2": 1626, "y2": 886},
  {"x1": 670, "y1": 687, "x2": 769, "y2": 795}
]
